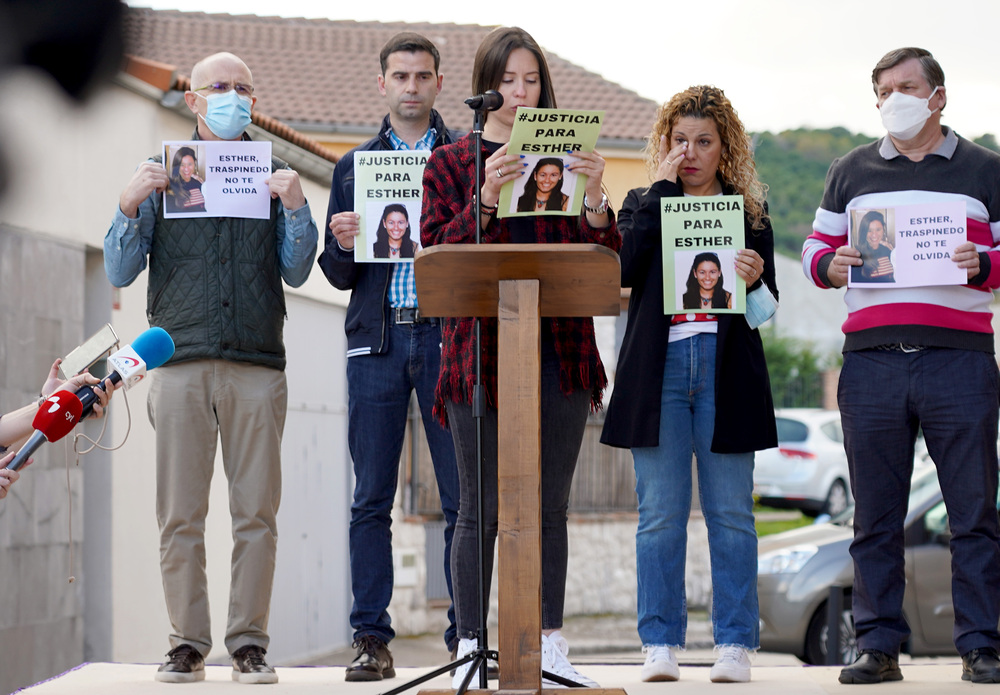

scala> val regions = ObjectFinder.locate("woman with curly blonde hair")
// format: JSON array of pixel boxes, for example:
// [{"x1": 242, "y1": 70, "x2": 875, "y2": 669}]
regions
[
  {"x1": 642, "y1": 86, "x2": 769, "y2": 230},
  {"x1": 601, "y1": 85, "x2": 778, "y2": 683}
]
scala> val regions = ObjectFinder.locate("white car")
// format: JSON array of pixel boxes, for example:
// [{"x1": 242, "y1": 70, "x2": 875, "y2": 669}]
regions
[{"x1": 753, "y1": 408, "x2": 852, "y2": 517}]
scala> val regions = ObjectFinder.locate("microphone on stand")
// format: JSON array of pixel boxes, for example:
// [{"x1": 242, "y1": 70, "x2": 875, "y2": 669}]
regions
[
  {"x1": 465, "y1": 90, "x2": 504, "y2": 112},
  {"x1": 3, "y1": 391, "x2": 83, "y2": 471}
]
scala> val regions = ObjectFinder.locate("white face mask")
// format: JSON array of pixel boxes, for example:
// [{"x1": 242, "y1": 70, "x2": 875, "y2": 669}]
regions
[{"x1": 879, "y1": 86, "x2": 940, "y2": 141}]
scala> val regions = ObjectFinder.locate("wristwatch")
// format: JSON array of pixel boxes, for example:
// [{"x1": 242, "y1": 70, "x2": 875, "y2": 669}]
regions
[{"x1": 584, "y1": 193, "x2": 609, "y2": 215}]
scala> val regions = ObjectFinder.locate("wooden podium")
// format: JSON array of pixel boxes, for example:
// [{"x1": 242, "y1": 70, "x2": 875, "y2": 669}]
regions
[{"x1": 413, "y1": 244, "x2": 626, "y2": 695}]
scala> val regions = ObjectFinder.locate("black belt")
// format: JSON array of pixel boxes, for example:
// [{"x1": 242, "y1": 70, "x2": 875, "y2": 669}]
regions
[
  {"x1": 390, "y1": 307, "x2": 437, "y2": 325},
  {"x1": 871, "y1": 343, "x2": 926, "y2": 353}
]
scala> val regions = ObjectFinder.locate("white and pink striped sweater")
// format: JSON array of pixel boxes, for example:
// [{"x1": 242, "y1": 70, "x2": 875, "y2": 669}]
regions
[{"x1": 801, "y1": 128, "x2": 1000, "y2": 353}]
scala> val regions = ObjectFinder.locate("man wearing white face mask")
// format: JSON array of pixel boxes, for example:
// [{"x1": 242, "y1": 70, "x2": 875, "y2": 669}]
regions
[
  {"x1": 803, "y1": 47, "x2": 1000, "y2": 685},
  {"x1": 104, "y1": 52, "x2": 318, "y2": 684}
]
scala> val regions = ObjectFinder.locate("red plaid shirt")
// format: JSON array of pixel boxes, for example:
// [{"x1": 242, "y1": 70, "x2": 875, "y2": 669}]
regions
[{"x1": 421, "y1": 134, "x2": 622, "y2": 424}]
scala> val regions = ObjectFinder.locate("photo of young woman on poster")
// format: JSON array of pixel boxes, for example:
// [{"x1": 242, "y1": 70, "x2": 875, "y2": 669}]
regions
[
  {"x1": 515, "y1": 157, "x2": 569, "y2": 213},
  {"x1": 371, "y1": 202, "x2": 420, "y2": 260},
  {"x1": 678, "y1": 250, "x2": 733, "y2": 310},
  {"x1": 165, "y1": 145, "x2": 206, "y2": 214},
  {"x1": 851, "y1": 209, "x2": 895, "y2": 283}
]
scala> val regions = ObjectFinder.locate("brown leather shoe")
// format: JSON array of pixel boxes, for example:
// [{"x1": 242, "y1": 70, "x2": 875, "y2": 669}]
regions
[
  {"x1": 839, "y1": 650, "x2": 903, "y2": 684},
  {"x1": 963, "y1": 648, "x2": 1000, "y2": 683},
  {"x1": 346, "y1": 635, "x2": 395, "y2": 682}
]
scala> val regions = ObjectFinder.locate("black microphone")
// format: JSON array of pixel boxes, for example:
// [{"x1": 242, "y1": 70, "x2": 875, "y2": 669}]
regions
[{"x1": 465, "y1": 90, "x2": 504, "y2": 112}]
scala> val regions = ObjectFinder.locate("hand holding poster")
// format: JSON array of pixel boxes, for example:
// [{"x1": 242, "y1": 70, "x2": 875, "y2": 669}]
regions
[
  {"x1": 661, "y1": 195, "x2": 746, "y2": 314},
  {"x1": 162, "y1": 140, "x2": 272, "y2": 219},
  {"x1": 848, "y1": 201, "x2": 966, "y2": 287},
  {"x1": 353, "y1": 151, "x2": 428, "y2": 263},
  {"x1": 497, "y1": 108, "x2": 604, "y2": 218}
]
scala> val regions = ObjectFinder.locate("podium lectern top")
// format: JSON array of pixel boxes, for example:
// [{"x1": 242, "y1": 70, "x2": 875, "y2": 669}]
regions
[{"x1": 414, "y1": 243, "x2": 620, "y2": 318}]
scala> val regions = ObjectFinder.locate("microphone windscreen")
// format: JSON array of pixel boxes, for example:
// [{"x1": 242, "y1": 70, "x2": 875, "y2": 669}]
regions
[
  {"x1": 31, "y1": 390, "x2": 84, "y2": 443},
  {"x1": 131, "y1": 327, "x2": 175, "y2": 370}
]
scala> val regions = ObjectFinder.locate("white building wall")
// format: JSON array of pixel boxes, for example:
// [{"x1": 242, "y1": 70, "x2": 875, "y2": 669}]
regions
[{"x1": 0, "y1": 69, "x2": 354, "y2": 685}]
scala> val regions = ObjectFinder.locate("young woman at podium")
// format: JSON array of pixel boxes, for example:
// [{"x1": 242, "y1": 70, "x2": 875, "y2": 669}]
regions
[
  {"x1": 421, "y1": 25, "x2": 621, "y2": 690},
  {"x1": 601, "y1": 85, "x2": 778, "y2": 684}
]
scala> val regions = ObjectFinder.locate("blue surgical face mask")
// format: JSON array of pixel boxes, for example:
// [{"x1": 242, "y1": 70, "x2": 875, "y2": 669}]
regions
[
  {"x1": 745, "y1": 284, "x2": 778, "y2": 330},
  {"x1": 196, "y1": 90, "x2": 252, "y2": 140}
]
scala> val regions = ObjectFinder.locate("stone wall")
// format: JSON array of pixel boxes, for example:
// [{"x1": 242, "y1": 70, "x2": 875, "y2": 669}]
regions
[
  {"x1": 385, "y1": 508, "x2": 713, "y2": 644},
  {"x1": 0, "y1": 228, "x2": 88, "y2": 695}
]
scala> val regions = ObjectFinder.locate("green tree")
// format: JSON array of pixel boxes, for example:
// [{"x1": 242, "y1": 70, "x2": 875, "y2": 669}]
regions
[
  {"x1": 751, "y1": 128, "x2": 875, "y2": 258},
  {"x1": 751, "y1": 129, "x2": 1000, "y2": 259},
  {"x1": 974, "y1": 133, "x2": 1000, "y2": 153},
  {"x1": 762, "y1": 329, "x2": 834, "y2": 408}
]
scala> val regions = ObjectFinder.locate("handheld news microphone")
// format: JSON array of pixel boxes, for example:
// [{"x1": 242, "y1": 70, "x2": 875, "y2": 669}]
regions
[
  {"x1": 75, "y1": 327, "x2": 175, "y2": 419},
  {"x1": 465, "y1": 90, "x2": 504, "y2": 112},
  {"x1": 4, "y1": 391, "x2": 83, "y2": 471}
]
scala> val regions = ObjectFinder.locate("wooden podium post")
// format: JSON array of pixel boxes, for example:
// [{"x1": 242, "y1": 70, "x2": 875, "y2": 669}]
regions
[{"x1": 413, "y1": 244, "x2": 626, "y2": 695}]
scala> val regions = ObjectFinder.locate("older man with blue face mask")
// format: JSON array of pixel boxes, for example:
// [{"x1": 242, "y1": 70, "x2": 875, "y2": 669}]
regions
[
  {"x1": 802, "y1": 47, "x2": 1000, "y2": 685},
  {"x1": 105, "y1": 51, "x2": 318, "y2": 685}
]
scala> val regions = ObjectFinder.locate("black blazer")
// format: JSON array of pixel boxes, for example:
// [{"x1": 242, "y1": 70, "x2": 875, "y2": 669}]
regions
[{"x1": 600, "y1": 178, "x2": 778, "y2": 453}]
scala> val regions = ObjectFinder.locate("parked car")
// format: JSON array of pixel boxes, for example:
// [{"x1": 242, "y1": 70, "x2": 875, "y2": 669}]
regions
[
  {"x1": 757, "y1": 466, "x2": 979, "y2": 664},
  {"x1": 753, "y1": 408, "x2": 852, "y2": 517}
]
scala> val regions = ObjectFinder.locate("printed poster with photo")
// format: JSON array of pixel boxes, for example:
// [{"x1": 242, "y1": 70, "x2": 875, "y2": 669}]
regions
[
  {"x1": 661, "y1": 195, "x2": 746, "y2": 315},
  {"x1": 353, "y1": 151, "x2": 428, "y2": 263},
  {"x1": 497, "y1": 107, "x2": 604, "y2": 219},
  {"x1": 847, "y1": 201, "x2": 967, "y2": 288},
  {"x1": 162, "y1": 140, "x2": 272, "y2": 219}
]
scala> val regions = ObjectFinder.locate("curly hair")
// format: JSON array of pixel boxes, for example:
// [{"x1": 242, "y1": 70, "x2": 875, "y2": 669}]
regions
[{"x1": 643, "y1": 85, "x2": 769, "y2": 231}]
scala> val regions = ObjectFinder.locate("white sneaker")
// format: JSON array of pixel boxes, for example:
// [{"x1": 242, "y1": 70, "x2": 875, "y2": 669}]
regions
[
  {"x1": 710, "y1": 645, "x2": 751, "y2": 683},
  {"x1": 451, "y1": 638, "x2": 477, "y2": 690},
  {"x1": 541, "y1": 631, "x2": 599, "y2": 688},
  {"x1": 641, "y1": 645, "x2": 679, "y2": 682}
]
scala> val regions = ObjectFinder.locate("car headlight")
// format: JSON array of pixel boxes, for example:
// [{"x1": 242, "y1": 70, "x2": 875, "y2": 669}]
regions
[{"x1": 758, "y1": 544, "x2": 819, "y2": 575}]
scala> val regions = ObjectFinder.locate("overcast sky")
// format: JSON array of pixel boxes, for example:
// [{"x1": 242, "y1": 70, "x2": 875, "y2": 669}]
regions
[{"x1": 129, "y1": 0, "x2": 1000, "y2": 139}]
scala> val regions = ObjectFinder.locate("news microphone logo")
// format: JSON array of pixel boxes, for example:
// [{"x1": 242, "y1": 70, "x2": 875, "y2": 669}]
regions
[
  {"x1": 107, "y1": 344, "x2": 146, "y2": 389},
  {"x1": 74, "y1": 327, "x2": 175, "y2": 420},
  {"x1": 43, "y1": 393, "x2": 80, "y2": 423},
  {"x1": 35, "y1": 391, "x2": 83, "y2": 438}
]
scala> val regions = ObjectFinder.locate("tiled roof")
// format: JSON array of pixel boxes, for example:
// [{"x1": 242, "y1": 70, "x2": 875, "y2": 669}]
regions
[
  {"x1": 123, "y1": 7, "x2": 658, "y2": 144},
  {"x1": 122, "y1": 55, "x2": 340, "y2": 163}
]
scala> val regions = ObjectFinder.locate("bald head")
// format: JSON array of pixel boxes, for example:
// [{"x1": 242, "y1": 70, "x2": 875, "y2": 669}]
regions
[
  {"x1": 184, "y1": 51, "x2": 256, "y2": 141},
  {"x1": 190, "y1": 52, "x2": 252, "y2": 90}
]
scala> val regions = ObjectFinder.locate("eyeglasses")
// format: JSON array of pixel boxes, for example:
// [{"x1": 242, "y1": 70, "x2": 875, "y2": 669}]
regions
[{"x1": 192, "y1": 81, "x2": 254, "y2": 97}]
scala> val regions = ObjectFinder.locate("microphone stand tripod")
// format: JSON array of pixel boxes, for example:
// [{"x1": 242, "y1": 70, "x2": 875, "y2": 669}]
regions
[{"x1": 380, "y1": 95, "x2": 499, "y2": 695}]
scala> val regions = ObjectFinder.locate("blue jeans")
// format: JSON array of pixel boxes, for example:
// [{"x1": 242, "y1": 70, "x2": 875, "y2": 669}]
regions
[
  {"x1": 839, "y1": 348, "x2": 1000, "y2": 657},
  {"x1": 347, "y1": 320, "x2": 460, "y2": 648},
  {"x1": 631, "y1": 333, "x2": 759, "y2": 649}
]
